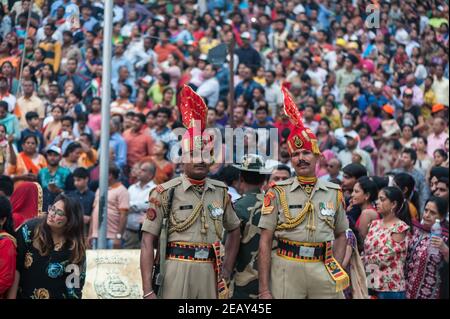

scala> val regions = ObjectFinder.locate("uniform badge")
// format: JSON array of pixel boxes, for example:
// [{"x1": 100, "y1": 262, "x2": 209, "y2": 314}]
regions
[
  {"x1": 261, "y1": 206, "x2": 274, "y2": 214},
  {"x1": 208, "y1": 201, "x2": 224, "y2": 219},
  {"x1": 262, "y1": 192, "x2": 275, "y2": 215},
  {"x1": 149, "y1": 197, "x2": 161, "y2": 207},
  {"x1": 293, "y1": 135, "x2": 303, "y2": 148},
  {"x1": 319, "y1": 202, "x2": 335, "y2": 217},
  {"x1": 146, "y1": 208, "x2": 157, "y2": 221}
]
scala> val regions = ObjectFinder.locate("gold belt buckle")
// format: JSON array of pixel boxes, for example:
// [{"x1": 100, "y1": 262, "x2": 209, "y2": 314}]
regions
[{"x1": 194, "y1": 247, "x2": 210, "y2": 259}]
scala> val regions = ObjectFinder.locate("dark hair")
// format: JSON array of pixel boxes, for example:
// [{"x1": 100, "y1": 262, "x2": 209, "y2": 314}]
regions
[
  {"x1": 356, "y1": 176, "x2": 378, "y2": 202},
  {"x1": 61, "y1": 116, "x2": 75, "y2": 127},
  {"x1": 73, "y1": 167, "x2": 90, "y2": 179},
  {"x1": 219, "y1": 165, "x2": 240, "y2": 186},
  {"x1": 0, "y1": 101, "x2": 8, "y2": 111},
  {"x1": 80, "y1": 133, "x2": 93, "y2": 145},
  {"x1": 380, "y1": 186, "x2": 412, "y2": 229},
  {"x1": 429, "y1": 166, "x2": 449, "y2": 183},
  {"x1": 51, "y1": 105, "x2": 64, "y2": 113},
  {"x1": 319, "y1": 117, "x2": 331, "y2": 128},
  {"x1": 370, "y1": 176, "x2": 389, "y2": 190},
  {"x1": 0, "y1": 195, "x2": 14, "y2": 237},
  {"x1": 402, "y1": 148, "x2": 417, "y2": 164},
  {"x1": 426, "y1": 196, "x2": 449, "y2": 222},
  {"x1": 163, "y1": 87, "x2": 174, "y2": 95},
  {"x1": 134, "y1": 112, "x2": 146, "y2": 124},
  {"x1": 34, "y1": 194, "x2": 85, "y2": 264},
  {"x1": 22, "y1": 134, "x2": 38, "y2": 145},
  {"x1": 437, "y1": 176, "x2": 449, "y2": 188},
  {"x1": 255, "y1": 106, "x2": 269, "y2": 114},
  {"x1": 25, "y1": 111, "x2": 39, "y2": 122},
  {"x1": 76, "y1": 112, "x2": 88, "y2": 123},
  {"x1": 0, "y1": 175, "x2": 14, "y2": 197},
  {"x1": 356, "y1": 122, "x2": 372, "y2": 135},
  {"x1": 401, "y1": 124, "x2": 413, "y2": 132},
  {"x1": 0, "y1": 123, "x2": 7, "y2": 133},
  {"x1": 273, "y1": 164, "x2": 292, "y2": 176},
  {"x1": 394, "y1": 173, "x2": 419, "y2": 210},
  {"x1": 69, "y1": 90, "x2": 82, "y2": 101},
  {"x1": 241, "y1": 170, "x2": 267, "y2": 185},
  {"x1": 343, "y1": 163, "x2": 367, "y2": 179},
  {"x1": 417, "y1": 136, "x2": 427, "y2": 146},
  {"x1": 159, "y1": 72, "x2": 171, "y2": 85},
  {"x1": 63, "y1": 142, "x2": 82, "y2": 157},
  {"x1": 433, "y1": 149, "x2": 448, "y2": 161},
  {"x1": 155, "y1": 107, "x2": 172, "y2": 118},
  {"x1": 109, "y1": 163, "x2": 120, "y2": 179}
]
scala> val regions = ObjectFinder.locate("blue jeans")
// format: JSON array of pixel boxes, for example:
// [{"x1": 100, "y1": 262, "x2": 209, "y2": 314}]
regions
[{"x1": 376, "y1": 291, "x2": 406, "y2": 299}]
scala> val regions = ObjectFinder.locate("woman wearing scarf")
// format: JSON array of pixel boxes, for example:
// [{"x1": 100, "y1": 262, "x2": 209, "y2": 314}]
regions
[
  {"x1": 406, "y1": 196, "x2": 449, "y2": 299},
  {"x1": 11, "y1": 182, "x2": 43, "y2": 230}
]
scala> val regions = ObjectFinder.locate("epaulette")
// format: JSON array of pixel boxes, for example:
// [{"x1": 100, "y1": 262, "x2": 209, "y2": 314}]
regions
[
  {"x1": 267, "y1": 181, "x2": 277, "y2": 189},
  {"x1": 207, "y1": 178, "x2": 228, "y2": 188},
  {"x1": 275, "y1": 177, "x2": 295, "y2": 186},
  {"x1": 323, "y1": 181, "x2": 341, "y2": 190},
  {"x1": 155, "y1": 177, "x2": 183, "y2": 193}
]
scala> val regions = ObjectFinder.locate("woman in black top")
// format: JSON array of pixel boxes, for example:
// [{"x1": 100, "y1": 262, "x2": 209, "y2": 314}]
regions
[{"x1": 15, "y1": 194, "x2": 86, "y2": 299}]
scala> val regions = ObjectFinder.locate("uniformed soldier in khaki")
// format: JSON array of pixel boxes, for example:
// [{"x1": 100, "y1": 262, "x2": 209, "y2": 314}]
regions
[
  {"x1": 230, "y1": 154, "x2": 272, "y2": 299},
  {"x1": 140, "y1": 85, "x2": 241, "y2": 299},
  {"x1": 258, "y1": 87, "x2": 349, "y2": 299}
]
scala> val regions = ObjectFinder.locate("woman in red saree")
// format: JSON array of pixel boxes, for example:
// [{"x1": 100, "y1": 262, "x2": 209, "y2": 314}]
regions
[{"x1": 11, "y1": 182, "x2": 43, "y2": 230}]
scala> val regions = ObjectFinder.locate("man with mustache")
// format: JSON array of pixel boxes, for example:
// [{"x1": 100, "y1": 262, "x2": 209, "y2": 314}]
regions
[
  {"x1": 258, "y1": 87, "x2": 349, "y2": 299},
  {"x1": 140, "y1": 86, "x2": 240, "y2": 299}
]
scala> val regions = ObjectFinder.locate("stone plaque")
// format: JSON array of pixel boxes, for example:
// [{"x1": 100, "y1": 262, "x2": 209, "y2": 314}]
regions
[{"x1": 82, "y1": 249, "x2": 142, "y2": 299}]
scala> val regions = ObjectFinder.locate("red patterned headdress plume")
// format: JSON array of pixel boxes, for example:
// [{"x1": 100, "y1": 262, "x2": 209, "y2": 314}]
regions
[
  {"x1": 282, "y1": 86, "x2": 320, "y2": 155},
  {"x1": 178, "y1": 85, "x2": 210, "y2": 153}
]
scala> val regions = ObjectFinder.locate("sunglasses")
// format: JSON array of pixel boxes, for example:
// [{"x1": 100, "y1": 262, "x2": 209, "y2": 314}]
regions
[
  {"x1": 404, "y1": 95, "x2": 413, "y2": 98},
  {"x1": 48, "y1": 205, "x2": 66, "y2": 217}
]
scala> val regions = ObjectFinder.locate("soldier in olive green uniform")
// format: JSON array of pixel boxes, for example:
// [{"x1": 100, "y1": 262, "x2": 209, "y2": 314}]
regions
[
  {"x1": 140, "y1": 85, "x2": 241, "y2": 299},
  {"x1": 230, "y1": 154, "x2": 272, "y2": 299},
  {"x1": 258, "y1": 87, "x2": 349, "y2": 299}
]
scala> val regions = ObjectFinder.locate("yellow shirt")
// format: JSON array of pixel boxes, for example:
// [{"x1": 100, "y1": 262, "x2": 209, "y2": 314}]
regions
[{"x1": 17, "y1": 95, "x2": 45, "y2": 129}]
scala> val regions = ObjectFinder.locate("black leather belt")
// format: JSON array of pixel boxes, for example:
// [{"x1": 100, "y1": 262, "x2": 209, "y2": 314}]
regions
[
  {"x1": 166, "y1": 243, "x2": 215, "y2": 261},
  {"x1": 277, "y1": 239, "x2": 325, "y2": 261}
]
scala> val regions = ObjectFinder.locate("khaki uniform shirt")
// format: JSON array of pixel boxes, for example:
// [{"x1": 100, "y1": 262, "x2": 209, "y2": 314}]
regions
[
  {"x1": 258, "y1": 177, "x2": 348, "y2": 243},
  {"x1": 141, "y1": 175, "x2": 240, "y2": 243}
]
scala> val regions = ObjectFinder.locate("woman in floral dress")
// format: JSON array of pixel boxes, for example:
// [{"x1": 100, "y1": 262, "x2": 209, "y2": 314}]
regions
[
  {"x1": 14, "y1": 195, "x2": 86, "y2": 299},
  {"x1": 406, "y1": 196, "x2": 449, "y2": 299},
  {"x1": 363, "y1": 186, "x2": 411, "y2": 299}
]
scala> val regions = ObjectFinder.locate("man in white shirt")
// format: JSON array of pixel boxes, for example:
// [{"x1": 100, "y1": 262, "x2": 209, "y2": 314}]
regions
[
  {"x1": 263, "y1": 70, "x2": 283, "y2": 118},
  {"x1": 123, "y1": 161, "x2": 156, "y2": 249},
  {"x1": 197, "y1": 64, "x2": 220, "y2": 107}
]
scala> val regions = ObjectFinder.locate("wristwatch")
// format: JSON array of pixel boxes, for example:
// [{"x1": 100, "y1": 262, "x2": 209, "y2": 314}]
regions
[{"x1": 115, "y1": 233, "x2": 122, "y2": 240}]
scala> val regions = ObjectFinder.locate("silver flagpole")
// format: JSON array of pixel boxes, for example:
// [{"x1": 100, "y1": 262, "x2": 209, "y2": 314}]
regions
[{"x1": 97, "y1": 0, "x2": 113, "y2": 249}]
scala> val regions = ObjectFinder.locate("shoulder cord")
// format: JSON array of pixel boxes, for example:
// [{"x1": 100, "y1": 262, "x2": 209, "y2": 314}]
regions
[
  {"x1": 168, "y1": 189, "x2": 206, "y2": 234},
  {"x1": 274, "y1": 185, "x2": 314, "y2": 231}
]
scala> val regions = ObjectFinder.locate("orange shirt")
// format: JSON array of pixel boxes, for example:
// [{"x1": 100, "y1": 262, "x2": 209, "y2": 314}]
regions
[
  {"x1": 154, "y1": 43, "x2": 184, "y2": 63},
  {"x1": 122, "y1": 127, "x2": 154, "y2": 168}
]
